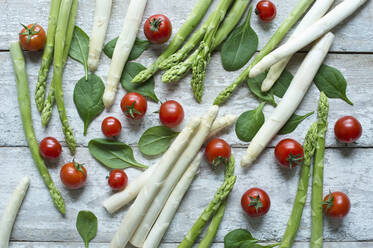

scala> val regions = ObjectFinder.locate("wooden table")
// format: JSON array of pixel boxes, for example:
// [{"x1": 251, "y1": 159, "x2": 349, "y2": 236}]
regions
[{"x1": 1, "y1": 0, "x2": 372, "y2": 247}]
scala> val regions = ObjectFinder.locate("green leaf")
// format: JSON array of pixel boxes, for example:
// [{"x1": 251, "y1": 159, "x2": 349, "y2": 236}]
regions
[
  {"x1": 224, "y1": 229, "x2": 279, "y2": 248},
  {"x1": 314, "y1": 64, "x2": 353, "y2": 105},
  {"x1": 279, "y1": 112, "x2": 314, "y2": 135},
  {"x1": 235, "y1": 102, "x2": 265, "y2": 142},
  {"x1": 76, "y1": 210, "x2": 97, "y2": 248},
  {"x1": 88, "y1": 138, "x2": 148, "y2": 169},
  {"x1": 73, "y1": 74, "x2": 105, "y2": 135},
  {"x1": 120, "y1": 62, "x2": 159, "y2": 102},
  {"x1": 69, "y1": 26, "x2": 89, "y2": 79},
  {"x1": 104, "y1": 37, "x2": 150, "y2": 60},
  {"x1": 247, "y1": 73, "x2": 276, "y2": 106},
  {"x1": 221, "y1": 7, "x2": 258, "y2": 71},
  {"x1": 138, "y1": 126, "x2": 179, "y2": 156},
  {"x1": 272, "y1": 70, "x2": 293, "y2": 98}
]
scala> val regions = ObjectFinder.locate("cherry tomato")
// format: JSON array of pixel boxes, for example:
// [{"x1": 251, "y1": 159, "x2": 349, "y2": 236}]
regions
[
  {"x1": 323, "y1": 191, "x2": 351, "y2": 218},
  {"x1": 205, "y1": 138, "x2": 231, "y2": 168},
  {"x1": 120, "y1": 92, "x2": 147, "y2": 120},
  {"x1": 334, "y1": 116, "x2": 362, "y2": 143},
  {"x1": 274, "y1": 139, "x2": 304, "y2": 168},
  {"x1": 39, "y1": 137, "x2": 62, "y2": 159},
  {"x1": 101, "y1": 116, "x2": 122, "y2": 137},
  {"x1": 108, "y1": 170, "x2": 128, "y2": 191},
  {"x1": 144, "y1": 14, "x2": 172, "y2": 44},
  {"x1": 19, "y1": 23, "x2": 46, "y2": 51},
  {"x1": 255, "y1": 0, "x2": 277, "y2": 22},
  {"x1": 60, "y1": 161, "x2": 87, "y2": 189},
  {"x1": 241, "y1": 188, "x2": 271, "y2": 217},
  {"x1": 159, "y1": 100, "x2": 184, "y2": 128}
]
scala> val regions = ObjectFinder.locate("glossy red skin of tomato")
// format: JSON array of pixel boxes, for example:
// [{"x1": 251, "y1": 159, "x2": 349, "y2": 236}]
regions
[
  {"x1": 205, "y1": 138, "x2": 231, "y2": 165},
  {"x1": 159, "y1": 100, "x2": 184, "y2": 128},
  {"x1": 323, "y1": 191, "x2": 351, "y2": 219},
  {"x1": 19, "y1": 24, "x2": 46, "y2": 51},
  {"x1": 144, "y1": 14, "x2": 172, "y2": 44},
  {"x1": 60, "y1": 162, "x2": 87, "y2": 189},
  {"x1": 241, "y1": 188, "x2": 271, "y2": 217},
  {"x1": 101, "y1": 116, "x2": 122, "y2": 137},
  {"x1": 255, "y1": 0, "x2": 277, "y2": 22},
  {"x1": 39, "y1": 137, "x2": 62, "y2": 159},
  {"x1": 275, "y1": 139, "x2": 304, "y2": 168},
  {"x1": 120, "y1": 92, "x2": 147, "y2": 120},
  {"x1": 334, "y1": 116, "x2": 362, "y2": 143},
  {"x1": 108, "y1": 170, "x2": 128, "y2": 191}
]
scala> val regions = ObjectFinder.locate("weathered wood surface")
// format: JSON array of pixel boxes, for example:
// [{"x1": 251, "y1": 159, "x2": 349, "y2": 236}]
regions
[{"x1": 0, "y1": 0, "x2": 372, "y2": 247}]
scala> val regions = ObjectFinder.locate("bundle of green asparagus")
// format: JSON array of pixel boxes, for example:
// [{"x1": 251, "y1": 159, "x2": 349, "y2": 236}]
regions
[
  {"x1": 35, "y1": 0, "x2": 78, "y2": 154},
  {"x1": 134, "y1": 0, "x2": 251, "y2": 103}
]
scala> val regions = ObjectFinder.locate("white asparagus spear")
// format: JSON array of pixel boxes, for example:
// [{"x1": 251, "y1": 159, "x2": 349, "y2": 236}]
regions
[
  {"x1": 102, "y1": 114, "x2": 236, "y2": 214},
  {"x1": 109, "y1": 114, "x2": 205, "y2": 248},
  {"x1": 88, "y1": 0, "x2": 113, "y2": 72},
  {"x1": 0, "y1": 176, "x2": 30, "y2": 248},
  {"x1": 103, "y1": 0, "x2": 148, "y2": 109},
  {"x1": 249, "y1": 0, "x2": 367, "y2": 78},
  {"x1": 241, "y1": 32, "x2": 334, "y2": 167},
  {"x1": 143, "y1": 153, "x2": 202, "y2": 248},
  {"x1": 261, "y1": 0, "x2": 334, "y2": 92},
  {"x1": 130, "y1": 106, "x2": 219, "y2": 247}
]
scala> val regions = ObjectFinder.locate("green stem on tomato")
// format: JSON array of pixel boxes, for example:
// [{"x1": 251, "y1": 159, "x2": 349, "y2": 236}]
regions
[
  {"x1": 10, "y1": 41, "x2": 66, "y2": 215},
  {"x1": 214, "y1": 0, "x2": 316, "y2": 106}
]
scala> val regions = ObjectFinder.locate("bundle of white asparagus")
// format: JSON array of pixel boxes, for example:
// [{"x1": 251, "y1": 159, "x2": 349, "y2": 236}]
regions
[{"x1": 104, "y1": 107, "x2": 237, "y2": 248}]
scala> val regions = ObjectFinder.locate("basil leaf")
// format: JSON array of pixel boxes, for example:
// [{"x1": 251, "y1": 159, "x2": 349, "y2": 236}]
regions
[
  {"x1": 224, "y1": 229, "x2": 279, "y2": 248},
  {"x1": 120, "y1": 62, "x2": 159, "y2": 102},
  {"x1": 73, "y1": 74, "x2": 105, "y2": 135},
  {"x1": 88, "y1": 138, "x2": 148, "y2": 169},
  {"x1": 272, "y1": 70, "x2": 293, "y2": 98},
  {"x1": 69, "y1": 26, "x2": 89, "y2": 78},
  {"x1": 314, "y1": 64, "x2": 353, "y2": 105},
  {"x1": 104, "y1": 37, "x2": 150, "y2": 60},
  {"x1": 139, "y1": 126, "x2": 179, "y2": 156},
  {"x1": 221, "y1": 7, "x2": 258, "y2": 71},
  {"x1": 76, "y1": 210, "x2": 97, "y2": 248},
  {"x1": 235, "y1": 102, "x2": 265, "y2": 142},
  {"x1": 279, "y1": 112, "x2": 314, "y2": 135},
  {"x1": 248, "y1": 73, "x2": 276, "y2": 106}
]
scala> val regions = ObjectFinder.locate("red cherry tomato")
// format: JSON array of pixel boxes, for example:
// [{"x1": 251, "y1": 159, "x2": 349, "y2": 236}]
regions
[
  {"x1": 101, "y1": 116, "x2": 122, "y2": 137},
  {"x1": 274, "y1": 139, "x2": 304, "y2": 168},
  {"x1": 120, "y1": 92, "x2": 147, "y2": 120},
  {"x1": 241, "y1": 188, "x2": 271, "y2": 217},
  {"x1": 323, "y1": 191, "x2": 351, "y2": 218},
  {"x1": 144, "y1": 14, "x2": 172, "y2": 44},
  {"x1": 334, "y1": 116, "x2": 362, "y2": 143},
  {"x1": 159, "y1": 100, "x2": 184, "y2": 128},
  {"x1": 19, "y1": 23, "x2": 46, "y2": 51},
  {"x1": 255, "y1": 0, "x2": 277, "y2": 22},
  {"x1": 60, "y1": 161, "x2": 87, "y2": 189},
  {"x1": 205, "y1": 138, "x2": 231, "y2": 168},
  {"x1": 108, "y1": 170, "x2": 128, "y2": 191},
  {"x1": 39, "y1": 137, "x2": 62, "y2": 159}
]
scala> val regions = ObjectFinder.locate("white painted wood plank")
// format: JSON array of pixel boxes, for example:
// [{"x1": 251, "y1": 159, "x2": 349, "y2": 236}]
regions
[
  {"x1": 0, "y1": 51, "x2": 371, "y2": 148},
  {"x1": 0, "y1": 147, "x2": 372, "y2": 243},
  {"x1": 0, "y1": 0, "x2": 372, "y2": 52}
]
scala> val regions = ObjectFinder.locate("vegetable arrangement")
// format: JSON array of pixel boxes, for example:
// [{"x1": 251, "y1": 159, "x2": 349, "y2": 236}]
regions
[{"x1": 4, "y1": 0, "x2": 369, "y2": 247}]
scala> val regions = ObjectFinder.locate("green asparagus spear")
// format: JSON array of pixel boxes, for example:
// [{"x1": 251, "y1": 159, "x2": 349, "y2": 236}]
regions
[
  {"x1": 214, "y1": 0, "x2": 315, "y2": 106},
  {"x1": 311, "y1": 92, "x2": 329, "y2": 248},
  {"x1": 52, "y1": 0, "x2": 76, "y2": 154},
  {"x1": 197, "y1": 156, "x2": 235, "y2": 248},
  {"x1": 10, "y1": 42, "x2": 66, "y2": 215},
  {"x1": 162, "y1": 0, "x2": 250, "y2": 83},
  {"x1": 131, "y1": 0, "x2": 214, "y2": 84},
  {"x1": 35, "y1": 0, "x2": 62, "y2": 112},
  {"x1": 179, "y1": 156, "x2": 236, "y2": 248},
  {"x1": 41, "y1": 0, "x2": 78, "y2": 127},
  {"x1": 279, "y1": 122, "x2": 318, "y2": 248}
]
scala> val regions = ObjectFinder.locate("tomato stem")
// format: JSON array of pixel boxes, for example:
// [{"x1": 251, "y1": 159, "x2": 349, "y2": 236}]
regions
[
  {"x1": 287, "y1": 153, "x2": 303, "y2": 169},
  {"x1": 322, "y1": 192, "x2": 334, "y2": 213},
  {"x1": 73, "y1": 160, "x2": 86, "y2": 177},
  {"x1": 149, "y1": 18, "x2": 163, "y2": 32},
  {"x1": 19, "y1": 23, "x2": 41, "y2": 44},
  {"x1": 124, "y1": 101, "x2": 141, "y2": 119},
  {"x1": 248, "y1": 195, "x2": 263, "y2": 213}
]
